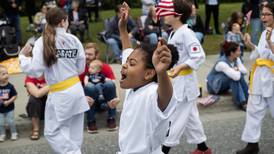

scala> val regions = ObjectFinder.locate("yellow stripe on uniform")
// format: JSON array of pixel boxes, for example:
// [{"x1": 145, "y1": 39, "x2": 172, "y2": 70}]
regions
[
  {"x1": 249, "y1": 58, "x2": 274, "y2": 92},
  {"x1": 49, "y1": 76, "x2": 80, "y2": 93},
  {"x1": 168, "y1": 69, "x2": 193, "y2": 78}
]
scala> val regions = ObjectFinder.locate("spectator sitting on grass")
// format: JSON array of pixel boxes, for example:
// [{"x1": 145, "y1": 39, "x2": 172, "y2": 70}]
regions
[
  {"x1": 206, "y1": 41, "x2": 248, "y2": 111},
  {"x1": 187, "y1": 4, "x2": 206, "y2": 43},
  {"x1": 105, "y1": 4, "x2": 137, "y2": 63},
  {"x1": 33, "y1": 4, "x2": 48, "y2": 32}
]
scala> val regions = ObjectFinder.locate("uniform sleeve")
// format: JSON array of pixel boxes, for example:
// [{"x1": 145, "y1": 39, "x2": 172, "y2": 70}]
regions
[
  {"x1": 19, "y1": 38, "x2": 45, "y2": 78},
  {"x1": 215, "y1": 61, "x2": 241, "y2": 81},
  {"x1": 122, "y1": 48, "x2": 134, "y2": 64},
  {"x1": 75, "y1": 38, "x2": 86, "y2": 74},
  {"x1": 184, "y1": 41, "x2": 206, "y2": 70}
]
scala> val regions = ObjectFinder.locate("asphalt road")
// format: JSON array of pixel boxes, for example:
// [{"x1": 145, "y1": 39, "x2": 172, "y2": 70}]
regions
[{"x1": 0, "y1": 110, "x2": 273, "y2": 154}]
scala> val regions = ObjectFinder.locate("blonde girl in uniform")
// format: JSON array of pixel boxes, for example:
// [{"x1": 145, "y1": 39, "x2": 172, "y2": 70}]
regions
[
  {"x1": 156, "y1": 0, "x2": 212, "y2": 153},
  {"x1": 19, "y1": 7, "x2": 89, "y2": 154},
  {"x1": 117, "y1": 3, "x2": 179, "y2": 154},
  {"x1": 236, "y1": 2, "x2": 274, "y2": 154}
]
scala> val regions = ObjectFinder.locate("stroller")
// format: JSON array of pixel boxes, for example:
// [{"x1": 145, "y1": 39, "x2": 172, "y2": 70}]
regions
[{"x1": 0, "y1": 15, "x2": 20, "y2": 61}]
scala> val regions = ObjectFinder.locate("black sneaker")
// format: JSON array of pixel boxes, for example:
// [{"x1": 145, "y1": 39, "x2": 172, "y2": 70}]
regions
[
  {"x1": 236, "y1": 143, "x2": 259, "y2": 154},
  {"x1": 107, "y1": 118, "x2": 117, "y2": 131},
  {"x1": 87, "y1": 121, "x2": 98, "y2": 134}
]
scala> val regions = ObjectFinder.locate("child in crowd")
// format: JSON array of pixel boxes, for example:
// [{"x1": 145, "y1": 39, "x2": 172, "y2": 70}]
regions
[
  {"x1": 236, "y1": 3, "x2": 274, "y2": 154},
  {"x1": 225, "y1": 23, "x2": 245, "y2": 58},
  {"x1": 84, "y1": 60, "x2": 107, "y2": 107},
  {"x1": 0, "y1": 65, "x2": 18, "y2": 142},
  {"x1": 25, "y1": 75, "x2": 49, "y2": 140},
  {"x1": 117, "y1": 3, "x2": 179, "y2": 153},
  {"x1": 207, "y1": 41, "x2": 248, "y2": 111},
  {"x1": 156, "y1": 0, "x2": 212, "y2": 153}
]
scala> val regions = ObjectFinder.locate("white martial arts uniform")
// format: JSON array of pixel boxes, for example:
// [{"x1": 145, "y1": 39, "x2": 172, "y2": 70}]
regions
[
  {"x1": 118, "y1": 48, "x2": 176, "y2": 154},
  {"x1": 241, "y1": 29, "x2": 274, "y2": 143},
  {"x1": 164, "y1": 24, "x2": 207, "y2": 146},
  {"x1": 19, "y1": 27, "x2": 89, "y2": 154}
]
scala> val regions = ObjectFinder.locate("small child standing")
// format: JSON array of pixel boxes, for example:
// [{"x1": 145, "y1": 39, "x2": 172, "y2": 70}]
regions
[
  {"x1": 0, "y1": 65, "x2": 18, "y2": 142},
  {"x1": 84, "y1": 59, "x2": 106, "y2": 102}
]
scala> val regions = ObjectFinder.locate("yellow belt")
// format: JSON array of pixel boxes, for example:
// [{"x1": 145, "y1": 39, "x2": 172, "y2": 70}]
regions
[
  {"x1": 49, "y1": 76, "x2": 80, "y2": 93},
  {"x1": 168, "y1": 69, "x2": 193, "y2": 78},
  {"x1": 249, "y1": 58, "x2": 274, "y2": 92}
]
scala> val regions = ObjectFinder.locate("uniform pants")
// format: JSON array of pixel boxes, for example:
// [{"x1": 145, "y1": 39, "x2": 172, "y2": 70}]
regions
[
  {"x1": 164, "y1": 99, "x2": 206, "y2": 146},
  {"x1": 44, "y1": 103, "x2": 84, "y2": 154},
  {"x1": 241, "y1": 95, "x2": 274, "y2": 143}
]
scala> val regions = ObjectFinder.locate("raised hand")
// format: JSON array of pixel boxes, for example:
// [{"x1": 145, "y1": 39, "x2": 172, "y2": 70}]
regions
[
  {"x1": 152, "y1": 41, "x2": 172, "y2": 75},
  {"x1": 118, "y1": 2, "x2": 130, "y2": 31},
  {"x1": 266, "y1": 27, "x2": 273, "y2": 41},
  {"x1": 244, "y1": 33, "x2": 255, "y2": 50}
]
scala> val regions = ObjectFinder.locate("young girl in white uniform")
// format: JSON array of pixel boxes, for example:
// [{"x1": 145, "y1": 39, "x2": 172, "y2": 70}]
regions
[
  {"x1": 19, "y1": 8, "x2": 89, "y2": 154},
  {"x1": 156, "y1": 0, "x2": 212, "y2": 154},
  {"x1": 117, "y1": 3, "x2": 178, "y2": 154},
  {"x1": 237, "y1": 3, "x2": 274, "y2": 154}
]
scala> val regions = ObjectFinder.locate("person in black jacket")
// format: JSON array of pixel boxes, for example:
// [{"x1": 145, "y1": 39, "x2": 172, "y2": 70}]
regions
[{"x1": 68, "y1": 0, "x2": 88, "y2": 42}]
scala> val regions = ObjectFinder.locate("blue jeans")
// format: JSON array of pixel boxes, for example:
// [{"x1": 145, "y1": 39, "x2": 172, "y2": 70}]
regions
[
  {"x1": 147, "y1": 33, "x2": 158, "y2": 44},
  {"x1": 6, "y1": 14, "x2": 21, "y2": 44},
  {"x1": 0, "y1": 110, "x2": 17, "y2": 135},
  {"x1": 251, "y1": 18, "x2": 264, "y2": 44},
  {"x1": 106, "y1": 37, "x2": 122, "y2": 60},
  {"x1": 195, "y1": 32, "x2": 204, "y2": 43},
  {"x1": 85, "y1": 80, "x2": 117, "y2": 122},
  {"x1": 207, "y1": 74, "x2": 249, "y2": 106}
]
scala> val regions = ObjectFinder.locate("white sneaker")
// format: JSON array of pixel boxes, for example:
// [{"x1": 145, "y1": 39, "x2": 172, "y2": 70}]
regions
[
  {"x1": 0, "y1": 134, "x2": 5, "y2": 142},
  {"x1": 11, "y1": 133, "x2": 18, "y2": 141}
]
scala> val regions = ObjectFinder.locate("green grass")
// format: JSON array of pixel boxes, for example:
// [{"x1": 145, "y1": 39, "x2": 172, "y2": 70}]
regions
[{"x1": 20, "y1": 2, "x2": 242, "y2": 61}]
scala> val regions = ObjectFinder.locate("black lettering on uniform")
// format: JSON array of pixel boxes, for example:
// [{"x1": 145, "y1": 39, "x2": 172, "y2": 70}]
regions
[{"x1": 56, "y1": 49, "x2": 78, "y2": 58}]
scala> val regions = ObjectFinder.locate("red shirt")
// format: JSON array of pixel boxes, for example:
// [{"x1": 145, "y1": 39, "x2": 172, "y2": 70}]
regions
[
  {"x1": 25, "y1": 76, "x2": 46, "y2": 86},
  {"x1": 25, "y1": 76, "x2": 47, "y2": 94},
  {"x1": 79, "y1": 63, "x2": 116, "y2": 84}
]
